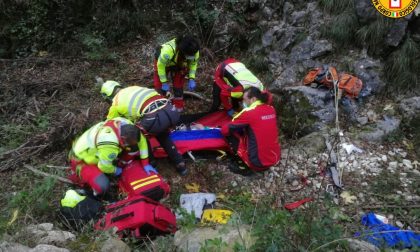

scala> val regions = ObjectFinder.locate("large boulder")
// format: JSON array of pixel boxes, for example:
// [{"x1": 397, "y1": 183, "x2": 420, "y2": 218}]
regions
[
  {"x1": 174, "y1": 225, "x2": 254, "y2": 252},
  {"x1": 30, "y1": 244, "x2": 70, "y2": 252},
  {"x1": 347, "y1": 239, "x2": 379, "y2": 252},
  {"x1": 18, "y1": 223, "x2": 75, "y2": 248},
  {"x1": 358, "y1": 116, "x2": 401, "y2": 142},
  {"x1": 100, "y1": 238, "x2": 131, "y2": 252},
  {"x1": 353, "y1": 57, "x2": 385, "y2": 97},
  {"x1": 0, "y1": 241, "x2": 31, "y2": 252},
  {"x1": 275, "y1": 86, "x2": 335, "y2": 137}
]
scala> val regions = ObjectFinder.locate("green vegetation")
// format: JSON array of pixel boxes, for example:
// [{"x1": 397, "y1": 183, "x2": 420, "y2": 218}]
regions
[
  {"x1": 318, "y1": 0, "x2": 354, "y2": 14},
  {"x1": 384, "y1": 36, "x2": 420, "y2": 94},
  {"x1": 224, "y1": 193, "x2": 346, "y2": 251},
  {"x1": 355, "y1": 16, "x2": 393, "y2": 54},
  {"x1": 322, "y1": 10, "x2": 359, "y2": 48},
  {"x1": 0, "y1": 177, "x2": 57, "y2": 237}
]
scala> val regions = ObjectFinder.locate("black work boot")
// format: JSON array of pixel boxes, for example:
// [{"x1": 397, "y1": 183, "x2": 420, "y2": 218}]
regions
[{"x1": 176, "y1": 162, "x2": 188, "y2": 176}]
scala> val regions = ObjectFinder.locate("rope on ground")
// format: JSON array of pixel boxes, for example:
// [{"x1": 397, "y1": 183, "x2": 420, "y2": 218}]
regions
[{"x1": 332, "y1": 71, "x2": 343, "y2": 186}]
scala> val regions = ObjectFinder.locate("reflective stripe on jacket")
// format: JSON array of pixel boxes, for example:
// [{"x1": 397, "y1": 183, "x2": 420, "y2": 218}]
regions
[
  {"x1": 157, "y1": 38, "x2": 199, "y2": 82},
  {"x1": 107, "y1": 86, "x2": 162, "y2": 122}
]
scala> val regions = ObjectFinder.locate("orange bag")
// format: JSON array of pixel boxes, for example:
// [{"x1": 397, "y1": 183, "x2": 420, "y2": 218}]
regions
[
  {"x1": 303, "y1": 68, "x2": 321, "y2": 85},
  {"x1": 303, "y1": 66, "x2": 338, "y2": 89},
  {"x1": 338, "y1": 73, "x2": 363, "y2": 98}
]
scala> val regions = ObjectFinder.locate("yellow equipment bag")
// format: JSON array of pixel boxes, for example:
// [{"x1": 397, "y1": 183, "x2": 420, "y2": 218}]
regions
[{"x1": 201, "y1": 209, "x2": 233, "y2": 224}]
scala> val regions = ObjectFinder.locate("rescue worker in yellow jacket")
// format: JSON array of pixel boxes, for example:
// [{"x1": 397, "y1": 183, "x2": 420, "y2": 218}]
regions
[
  {"x1": 153, "y1": 35, "x2": 200, "y2": 112},
  {"x1": 68, "y1": 117, "x2": 156, "y2": 195},
  {"x1": 101, "y1": 81, "x2": 188, "y2": 175}
]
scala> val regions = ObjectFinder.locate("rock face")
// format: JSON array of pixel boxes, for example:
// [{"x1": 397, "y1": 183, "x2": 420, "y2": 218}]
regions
[
  {"x1": 358, "y1": 116, "x2": 401, "y2": 142},
  {"x1": 174, "y1": 225, "x2": 254, "y2": 252},
  {"x1": 353, "y1": 57, "x2": 385, "y2": 97}
]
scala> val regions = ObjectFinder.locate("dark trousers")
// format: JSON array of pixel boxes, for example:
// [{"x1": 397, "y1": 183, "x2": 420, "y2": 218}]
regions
[
  {"x1": 155, "y1": 131, "x2": 184, "y2": 165},
  {"x1": 210, "y1": 83, "x2": 241, "y2": 112}
]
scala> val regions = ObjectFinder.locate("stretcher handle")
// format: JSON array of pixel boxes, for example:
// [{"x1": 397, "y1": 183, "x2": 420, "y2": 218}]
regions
[{"x1": 111, "y1": 212, "x2": 134, "y2": 223}]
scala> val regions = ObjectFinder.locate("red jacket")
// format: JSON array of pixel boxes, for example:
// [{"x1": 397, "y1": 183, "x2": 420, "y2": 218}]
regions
[
  {"x1": 214, "y1": 58, "x2": 245, "y2": 110},
  {"x1": 221, "y1": 101, "x2": 281, "y2": 171}
]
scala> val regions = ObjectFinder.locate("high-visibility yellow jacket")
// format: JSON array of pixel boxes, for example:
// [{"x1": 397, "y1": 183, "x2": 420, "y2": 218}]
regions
[
  {"x1": 156, "y1": 38, "x2": 199, "y2": 83},
  {"x1": 72, "y1": 117, "x2": 148, "y2": 174},
  {"x1": 107, "y1": 86, "x2": 165, "y2": 122}
]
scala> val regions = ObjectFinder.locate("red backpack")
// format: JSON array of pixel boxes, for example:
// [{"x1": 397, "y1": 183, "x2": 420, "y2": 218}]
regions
[
  {"x1": 118, "y1": 160, "x2": 170, "y2": 201},
  {"x1": 95, "y1": 195, "x2": 177, "y2": 238}
]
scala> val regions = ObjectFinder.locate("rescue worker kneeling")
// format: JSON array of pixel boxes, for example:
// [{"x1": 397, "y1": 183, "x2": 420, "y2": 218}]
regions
[
  {"x1": 69, "y1": 117, "x2": 156, "y2": 195},
  {"x1": 211, "y1": 58, "x2": 264, "y2": 117},
  {"x1": 221, "y1": 87, "x2": 281, "y2": 175},
  {"x1": 101, "y1": 81, "x2": 188, "y2": 176}
]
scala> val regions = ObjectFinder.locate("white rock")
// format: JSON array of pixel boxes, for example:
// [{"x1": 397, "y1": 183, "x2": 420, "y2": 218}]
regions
[
  {"x1": 0, "y1": 241, "x2": 30, "y2": 252},
  {"x1": 30, "y1": 244, "x2": 70, "y2": 252},
  {"x1": 388, "y1": 151, "x2": 395, "y2": 156},
  {"x1": 291, "y1": 180, "x2": 299, "y2": 187},
  {"x1": 361, "y1": 182, "x2": 368, "y2": 186},
  {"x1": 396, "y1": 190, "x2": 403, "y2": 195},
  {"x1": 395, "y1": 221, "x2": 404, "y2": 228},
  {"x1": 231, "y1": 181, "x2": 238, "y2": 187},
  {"x1": 381, "y1": 155, "x2": 387, "y2": 162},
  {"x1": 402, "y1": 159, "x2": 413, "y2": 169},
  {"x1": 38, "y1": 231, "x2": 76, "y2": 247},
  {"x1": 389, "y1": 162, "x2": 398, "y2": 169},
  {"x1": 405, "y1": 195, "x2": 413, "y2": 201}
]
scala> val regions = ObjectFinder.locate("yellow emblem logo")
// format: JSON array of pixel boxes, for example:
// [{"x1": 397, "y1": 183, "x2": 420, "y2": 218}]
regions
[{"x1": 371, "y1": 0, "x2": 419, "y2": 18}]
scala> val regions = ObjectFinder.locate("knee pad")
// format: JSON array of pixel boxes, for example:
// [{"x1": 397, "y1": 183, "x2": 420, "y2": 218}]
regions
[{"x1": 93, "y1": 174, "x2": 110, "y2": 195}]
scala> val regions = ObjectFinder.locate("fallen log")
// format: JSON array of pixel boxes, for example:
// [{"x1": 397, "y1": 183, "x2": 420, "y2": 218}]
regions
[{"x1": 24, "y1": 164, "x2": 73, "y2": 184}]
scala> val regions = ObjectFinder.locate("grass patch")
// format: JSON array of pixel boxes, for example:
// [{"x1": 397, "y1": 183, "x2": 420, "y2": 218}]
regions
[
  {"x1": 371, "y1": 170, "x2": 402, "y2": 195},
  {"x1": 384, "y1": 36, "x2": 420, "y2": 94},
  {"x1": 224, "y1": 193, "x2": 347, "y2": 251},
  {"x1": 318, "y1": 0, "x2": 354, "y2": 14},
  {"x1": 355, "y1": 16, "x2": 393, "y2": 54},
  {"x1": 322, "y1": 10, "x2": 359, "y2": 48},
  {"x1": 0, "y1": 177, "x2": 58, "y2": 237}
]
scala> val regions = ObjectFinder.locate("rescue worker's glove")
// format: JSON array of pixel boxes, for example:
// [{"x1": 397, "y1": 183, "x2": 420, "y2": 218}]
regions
[
  {"x1": 227, "y1": 109, "x2": 235, "y2": 117},
  {"x1": 144, "y1": 164, "x2": 158, "y2": 175},
  {"x1": 162, "y1": 83, "x2": 170, "y2": 92},
  {"x1": 115, "y1": 167, "x2": 123, "y2": 176},
  {"x1": 188, "y1": 79, "x2": 196, "y2": 91}
]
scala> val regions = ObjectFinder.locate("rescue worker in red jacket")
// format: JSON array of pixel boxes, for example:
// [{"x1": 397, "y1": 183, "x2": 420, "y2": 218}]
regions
[
  {"x1": 153, "y1": 35, "x2": 200, "y2": 112},
  {"x1": 211, "y1": 58, "x2": 264, "y2": 116},
  {"x1": 221, "y1": 87, "x2": 280, "y2": 174},
  {"x1": 69, "y1": 117, "x2": 156, "y2": 196}
]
